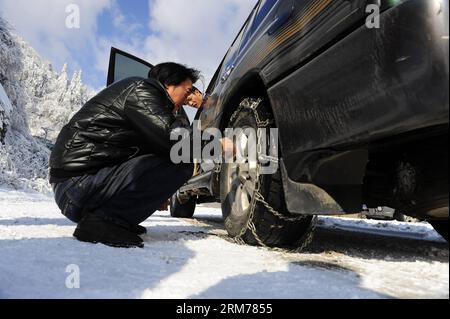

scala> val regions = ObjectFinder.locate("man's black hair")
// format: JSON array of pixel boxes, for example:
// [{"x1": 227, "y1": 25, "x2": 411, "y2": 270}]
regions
[{"x1": 148, "y1": 62, "x2": 200, "y2": 86}]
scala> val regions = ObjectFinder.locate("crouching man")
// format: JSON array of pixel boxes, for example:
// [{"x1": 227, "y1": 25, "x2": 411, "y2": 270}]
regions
[{"x1": 49, "y1": 63, "x2": 201, "y2": 248}]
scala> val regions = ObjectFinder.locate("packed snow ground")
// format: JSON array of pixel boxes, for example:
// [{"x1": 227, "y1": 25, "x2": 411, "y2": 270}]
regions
[{"x1": 0, "y1": 187, "x2": 448, "y2": 299}]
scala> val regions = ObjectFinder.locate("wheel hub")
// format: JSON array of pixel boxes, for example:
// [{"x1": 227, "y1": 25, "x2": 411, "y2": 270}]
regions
[{"x1": 227, "y1": 130, "x2": 259, "y2": 217}]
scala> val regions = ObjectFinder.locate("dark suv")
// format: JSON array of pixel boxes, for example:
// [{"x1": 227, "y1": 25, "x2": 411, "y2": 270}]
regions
[{"x1": 108, "y1": 0, "x2": 449, "y2": 245}]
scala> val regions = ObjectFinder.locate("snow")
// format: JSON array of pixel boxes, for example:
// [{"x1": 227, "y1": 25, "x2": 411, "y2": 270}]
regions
[
  {"x1": 318, "y1": 216, "x2": 445, "y2": 242},
  {"x1": 0, "y1": 188, "x2": 448, "y2": 299}
]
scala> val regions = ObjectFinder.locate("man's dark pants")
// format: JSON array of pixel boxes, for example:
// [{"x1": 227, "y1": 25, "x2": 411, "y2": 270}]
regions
[{"x1": 52, "y1": 155, "x2": 193, "y2": 227}]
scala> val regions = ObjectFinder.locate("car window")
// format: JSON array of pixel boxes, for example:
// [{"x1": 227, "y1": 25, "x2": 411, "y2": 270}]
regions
[
  {"x1": 224, "y1": 28, "x2": 245, "y2": 68},
  {"x1": 222, "y1": 4, "x2": 259, "y2": 71},
  {"x1": 253, "y1": 0, "x2": 278, "y2": 32},
  {"x1": 240, "y1": 0, "x2": 278, "y2": 51}
]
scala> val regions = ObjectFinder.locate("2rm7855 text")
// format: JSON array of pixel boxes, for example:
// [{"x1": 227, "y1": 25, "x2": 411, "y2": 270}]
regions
[{"x1": 219, "y1": 304, "x2": 273, "y2": 314}]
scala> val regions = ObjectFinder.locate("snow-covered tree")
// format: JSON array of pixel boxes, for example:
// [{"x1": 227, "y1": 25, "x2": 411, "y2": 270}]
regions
[
  {"x1": 0, "y1": 14, "x2": 91, "y2": 193},
  {"x1": 18, "y1": 44, "x2": 90, "y2": 141}
]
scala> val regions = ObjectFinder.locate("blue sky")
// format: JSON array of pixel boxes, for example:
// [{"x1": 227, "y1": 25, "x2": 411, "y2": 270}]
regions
[
  {"x1": 0, "y1": 0, "x2": 256, "y2": 91},
  {"x1": 78, "y1": 0, "x2": 153, "y2": 88}
]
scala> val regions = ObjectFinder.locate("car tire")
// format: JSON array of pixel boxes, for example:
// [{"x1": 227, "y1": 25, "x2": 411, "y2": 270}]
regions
[
  {"x1": 220, "y1": 98, "x2": 315, "y2": 248},
  {"x1": 170, "y1": 192, "x2": 196, "y2": 219},
  {"x1": 429, "y1": 220, "x2": 448, "y2": 241}
]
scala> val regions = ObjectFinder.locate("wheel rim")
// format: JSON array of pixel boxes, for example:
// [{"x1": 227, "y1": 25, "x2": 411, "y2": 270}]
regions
[{"x1": 226, "y1": 129, "x2": 258, "y2": 218}]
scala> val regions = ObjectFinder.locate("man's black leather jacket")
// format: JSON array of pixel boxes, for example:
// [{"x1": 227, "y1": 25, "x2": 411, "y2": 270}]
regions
[{"x1": 49, "y1": 77, "x2": 191, "y2": 182}]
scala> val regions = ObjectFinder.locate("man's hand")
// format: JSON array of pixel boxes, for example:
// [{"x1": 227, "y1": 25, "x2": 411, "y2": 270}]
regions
[
  {"x1": 159, "y1": 199, "x2": 170, "y2": 211},
  {"x1": 220, "y1": 137, "x2": 236, "y2": 159}
]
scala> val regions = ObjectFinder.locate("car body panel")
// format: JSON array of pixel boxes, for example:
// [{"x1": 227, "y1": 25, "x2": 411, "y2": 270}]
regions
[
  {"x1": 269, "y1": 0, "x2": 448, "y2": 182},
  {"x1": 194, "y1": 0, "x2": 448, "y2": 215},
  {"x1": 109, "y1": 0, "x2": 449, "y2": 217},
  {"x1": 199, "y1": 0, "x2": 371, "y2": 130}
]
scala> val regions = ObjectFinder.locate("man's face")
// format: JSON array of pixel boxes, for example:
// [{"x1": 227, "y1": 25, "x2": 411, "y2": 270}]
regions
[
  {"x1": 186, "y1": 90, "x2": 203, "y2": 109},
  {"x1": 165, "y1": 79, "x2": 193, "y2": 108}
]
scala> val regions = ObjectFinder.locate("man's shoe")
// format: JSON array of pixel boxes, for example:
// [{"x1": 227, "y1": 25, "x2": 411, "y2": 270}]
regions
[{"x1": 74, "y1": 214, "x2": 144, "y2": 248}]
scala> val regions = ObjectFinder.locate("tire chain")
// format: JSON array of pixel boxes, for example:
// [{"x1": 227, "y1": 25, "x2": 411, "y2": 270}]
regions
[{"x1": 228, "y1": 98, "x2": 316, "y2": 253}]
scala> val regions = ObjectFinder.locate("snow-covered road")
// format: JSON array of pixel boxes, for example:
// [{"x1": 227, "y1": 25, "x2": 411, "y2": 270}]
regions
[{"x1": 0, "y1": 188, "x2": 448, "y2": 299}]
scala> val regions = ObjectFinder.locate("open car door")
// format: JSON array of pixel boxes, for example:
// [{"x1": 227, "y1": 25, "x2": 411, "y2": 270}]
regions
[
  {"x1": 107, "y1": 47, "x2": 199, "y2": 124},
  {"x1": 107, "y1": 47, "x2": 153, "y2": 86}
]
